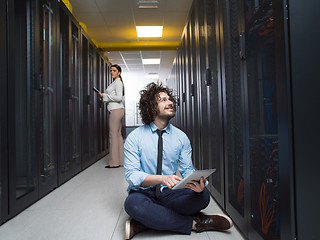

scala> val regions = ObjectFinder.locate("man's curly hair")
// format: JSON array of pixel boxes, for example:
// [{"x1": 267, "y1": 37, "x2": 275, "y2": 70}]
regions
[{"x1": 139, "y1": 82, "x2": 177, "y2": 125}]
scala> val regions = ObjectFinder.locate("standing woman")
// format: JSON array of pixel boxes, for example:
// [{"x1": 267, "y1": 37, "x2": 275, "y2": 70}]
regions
[{"x1": 99, "y1": 64, "x2": 125, "y2": 168}]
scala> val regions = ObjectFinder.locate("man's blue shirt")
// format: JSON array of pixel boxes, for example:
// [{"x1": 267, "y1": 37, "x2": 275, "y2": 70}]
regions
[{"x1": 124, "y1": 122, "x2": 194, "y2": 193}]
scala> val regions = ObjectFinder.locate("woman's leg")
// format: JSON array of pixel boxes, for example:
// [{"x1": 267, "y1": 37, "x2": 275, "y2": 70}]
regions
[
  {"x1": 109, "y1": 108, "x2": 124, "y2": 166},
  {"x1": 117, "y1": 109, "x2": 124, "y2": 165}
]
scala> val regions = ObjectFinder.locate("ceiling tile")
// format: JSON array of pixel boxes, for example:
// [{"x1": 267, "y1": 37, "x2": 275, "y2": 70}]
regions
[
  {"x1": 165, "y1": 0, "x2": 193, "y2": 12},
  {"x1": 101, "y1": 13, "x2": 134, "y2": 26},
  {"x1": 126, "y1": 59, "x2": 142, "y2": 65},
  {"x1": 94, "y1": 0, "x2": 134, "y2": 12},
  {"x1": 69, "y1": 0, "x2": 100, "y2": 13},
  {"x1": 144, "y1": 65, "x2": 160, "y2": 72},
  {"x1": 121, "y1": 52, "x2": 141, "y2": 59},
  {"x1": 133, "y1": 12, "x2": 164, "y2": 26},
  {"x1": 141, "y1": 51, "x2": 161, "y2": 58}
]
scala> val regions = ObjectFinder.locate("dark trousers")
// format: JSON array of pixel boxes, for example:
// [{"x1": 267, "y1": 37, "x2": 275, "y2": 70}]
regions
[{"x1": 124, "y1": 187, "x2": 210, "y2": 234}]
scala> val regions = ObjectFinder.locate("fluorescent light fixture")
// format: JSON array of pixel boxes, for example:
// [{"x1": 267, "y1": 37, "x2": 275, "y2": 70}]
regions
[
  {"x1": 136, "y1": 26, "x2": 163, "y2": 38},
  {"x1": 142, "y1": 58, "x2": 160, "y2": 65},
  {"x1": 138, "y1": 0, "x2": 159, "y2": 9},
  {"x1": 146, "y1": 73, "x2": 159, "y2": 79}
]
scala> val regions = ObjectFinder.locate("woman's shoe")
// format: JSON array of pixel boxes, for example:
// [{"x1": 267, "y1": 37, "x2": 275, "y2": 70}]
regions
[{"x1": 105, "y1": 165, "x2": 120, "y2": 168}]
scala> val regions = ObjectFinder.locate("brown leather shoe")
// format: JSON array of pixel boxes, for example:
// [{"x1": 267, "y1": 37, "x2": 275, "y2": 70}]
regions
[
  {"x1": 193, "y1": 213, "x2": 233, "y2": 233},
  {"x1": 125, "y1": 218, "x2": 149, "y2": 239}
]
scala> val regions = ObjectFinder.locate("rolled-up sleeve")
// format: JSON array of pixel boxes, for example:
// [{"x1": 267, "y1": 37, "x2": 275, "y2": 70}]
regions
[
  {"x1": 124, "y1": 132, "x2": 149, "y2": 189},
  {"x1": 103, "y1": 80, "x2": 123, "y2": 102}
]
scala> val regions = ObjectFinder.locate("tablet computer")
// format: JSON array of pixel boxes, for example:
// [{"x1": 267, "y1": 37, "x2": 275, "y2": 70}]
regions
[
  {"x1": 92, "y1": 87, "x2": 101, "y2": 94},
  {"x1": 172, "y1": 169, "x2": 216, "y2": 190}
]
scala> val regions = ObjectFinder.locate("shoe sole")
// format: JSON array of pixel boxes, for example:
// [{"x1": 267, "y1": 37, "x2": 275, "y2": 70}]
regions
[
  {"x1": 125, "y1": 220, "x2": 130, "y2": 239},
  {"x1": 214, "y1": 213, "x2": 233, "y2": 229}
]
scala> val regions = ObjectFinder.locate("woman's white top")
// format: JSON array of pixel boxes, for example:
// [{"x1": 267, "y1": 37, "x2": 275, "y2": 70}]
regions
[{"x1": 102, "y1": 78, "x2": 124, "y2": 111}]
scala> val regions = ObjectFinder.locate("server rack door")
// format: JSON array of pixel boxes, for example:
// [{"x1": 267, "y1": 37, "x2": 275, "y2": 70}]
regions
[
  {"x1": 197, "y1": 0, "x2": 212, "y2": 181},
  {"x1": 81, "y1": 34, "x2": 91, "y2": 169},
  {"x1": 70, "y1": 21, "x2": 81, "y2": 171},
  {"x1": 171, "y1": 61, "x2": 178, "y2": 127},
  {"x1": 243, "y1": 0, "x2": 281, "y2": 239},
  {"x1": 105, "y1": 64, "x2": 110, "y2": 152},
  {"x1": 89, "y1": 45, "x2": 96, "y2": 161},
  {"x1": 171, "y1": 59, "x2": 177, "y2": 127},
  {"x1": 8, "y1": 0, "x2": 39, "y2": 216},
  {"x1": 221, "y1": 0, "x2": 247, "y2": 233},
  {"x1": 58, "y1": 8, "x2": 71, "y2": 183},
  {"x1": 58, "y1": 8, "x2": 81, "y2": 184},
  {"x1": 38, "y1": 0, "x2": 58, "y2": 197},
  {"x1": 181, "y1": 36, "x2": 187, "y2": 133},
  {"x1": 177, "y1": 51, "x2": 183, "y2": 129},
  {"x1": 198, "y1": 0, "x2": 224, "y2": 205},
  {"x1": 102, "y1": 62, "x2": 108, "y2": 151},
  {"x1": 95, "y1": 54, "x2": 102, "y2": 156},
  {"x1": 190, "y1": 5, "x2": 201, "y2": 171},
  {"x1": 289, "y1": 0, "x2": 319, "y2": 239},
  {"x1": 100, "y1": 58, "x2": 105, "y2": 153},
  {"x1": 185, "y1": 22, "x2": 195, "y2": 167},
  {"x1": 0, "y1": 0, "x2": 8, "y2": 224}
]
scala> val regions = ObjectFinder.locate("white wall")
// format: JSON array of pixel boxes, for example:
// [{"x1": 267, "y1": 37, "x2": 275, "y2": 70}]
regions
[{"x1": 122, "y1": 72, "x2": 166, "y2": 127}]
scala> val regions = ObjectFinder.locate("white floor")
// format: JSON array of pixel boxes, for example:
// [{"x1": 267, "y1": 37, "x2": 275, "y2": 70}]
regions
[{"x1": 0, "y1": 155, "x2": 245, "y2": 240}]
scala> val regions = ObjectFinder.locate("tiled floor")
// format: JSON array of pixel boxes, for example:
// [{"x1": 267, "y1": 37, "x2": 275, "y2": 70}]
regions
[{"x1": 0, "y1": 155, "x2": 245, "y2": 240}]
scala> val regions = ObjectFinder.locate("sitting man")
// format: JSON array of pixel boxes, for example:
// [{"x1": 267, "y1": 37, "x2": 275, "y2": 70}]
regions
[{"x1": 124, "y1": 82, "x2": 232, "y2": 239}]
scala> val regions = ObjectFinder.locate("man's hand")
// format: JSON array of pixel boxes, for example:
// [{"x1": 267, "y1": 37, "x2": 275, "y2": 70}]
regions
[
  {"x1": 161, "y1": 175, "x2": 182, "y2": 189},
  {"x1": 185, "y1": 176, "x2": 206, "y2": 192}
]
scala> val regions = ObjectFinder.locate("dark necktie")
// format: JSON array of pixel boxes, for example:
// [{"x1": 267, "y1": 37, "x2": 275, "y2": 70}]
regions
[{"x1": 156, "y1": 129, "x2": 164, "y2": 198}]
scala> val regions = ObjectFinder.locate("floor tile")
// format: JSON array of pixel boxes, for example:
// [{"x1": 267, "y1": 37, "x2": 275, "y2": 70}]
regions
[{"x1": 0, "y1": 156, "x2": 245, "y2": 240}]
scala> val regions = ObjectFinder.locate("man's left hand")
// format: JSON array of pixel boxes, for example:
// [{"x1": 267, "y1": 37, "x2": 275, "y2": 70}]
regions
[{"x1": 185, "y1": 176, "x2": 206, "y2": 193}]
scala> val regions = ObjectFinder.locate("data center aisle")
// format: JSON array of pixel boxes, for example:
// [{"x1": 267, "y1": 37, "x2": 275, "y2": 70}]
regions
[{"x1": 0, "y1": 155, "x2": 244, "y2": 240}]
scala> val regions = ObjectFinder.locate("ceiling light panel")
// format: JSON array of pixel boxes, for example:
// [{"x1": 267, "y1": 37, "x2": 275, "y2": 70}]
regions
[
  {"x1": 136, "y1": 26, "x2": 163, "y2": 38},
  {"x1": 137, "y1": 0, "x2": 159, "y2": 9},
  {"x1": 142, "y1": 58, "x2": 160, "y2": 64}
]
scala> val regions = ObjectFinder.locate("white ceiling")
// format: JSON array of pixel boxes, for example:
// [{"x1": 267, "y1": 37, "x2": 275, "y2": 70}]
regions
[{"x1": 69, "y1": 0, "x2": 193, "y2": 84}]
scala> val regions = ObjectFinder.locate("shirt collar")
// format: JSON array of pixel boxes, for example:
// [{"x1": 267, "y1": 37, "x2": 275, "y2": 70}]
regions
[{"x1": 150, "y1": 122, "x2": 171, "y2": 134}]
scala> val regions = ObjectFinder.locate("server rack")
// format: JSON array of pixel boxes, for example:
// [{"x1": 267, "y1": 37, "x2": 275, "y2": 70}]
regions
[
  {"x1": 81, "y1": 33, "x2": 94, "y2": 169},
  {"x1": 0, "y1": 0, "x2": 8, "y2": 225},
  {"x1": 94, "y1": 52, "x2": 100, "y2": 157},
  {"x1": 0, "y1": 0, "x2": 110, "y2": 225},
  {"x1": 105, "y1": 64, "x2": 110, "y2": 150},
  {"x1": 191, "y1": 4, "x2": 202, "y2": 172},
  {"x1": 220, "y1": 0, "x2": 247, "y2": 233},
  {"x1": 7, "y1": 0, "x2": 39, "y2": 217},
  {"x1": 89, "y1": 44, "x2": 97, "y2": 162},
  {"x1": 289, "y1": 0, "x2": 320, "y2": 239},
  {"x1": 100, "y1": 59, "x2": 106, "y2": 154},
  {"x1": 36, "y1": 0, "x2": 59, "y2": 198},
  {"x1": 167, "y1": 0, "x2": 301, "y2": 239},
  {"x1": 201, "y1": 0, "x2": 225, "y2": 206},
  {"x1": 58, "y1": 5, "x2": 81, "y2": 184}
]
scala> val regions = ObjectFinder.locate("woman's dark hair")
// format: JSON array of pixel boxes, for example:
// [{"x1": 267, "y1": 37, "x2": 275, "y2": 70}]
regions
[
  {"x1": 139, "y1": 82, "x2": 177, "y2": 125},
  {"x1": 111, "y1": 64, "x2": 125, "y2": 95}
]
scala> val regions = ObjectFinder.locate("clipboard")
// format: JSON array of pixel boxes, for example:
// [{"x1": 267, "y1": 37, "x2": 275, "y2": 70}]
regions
[
  {"x1": 92, "y1": 87, "x2": 101, "y2": 94},
  {"x1": 172, "y1": 169, "x2": 216, "y2": 190}
]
